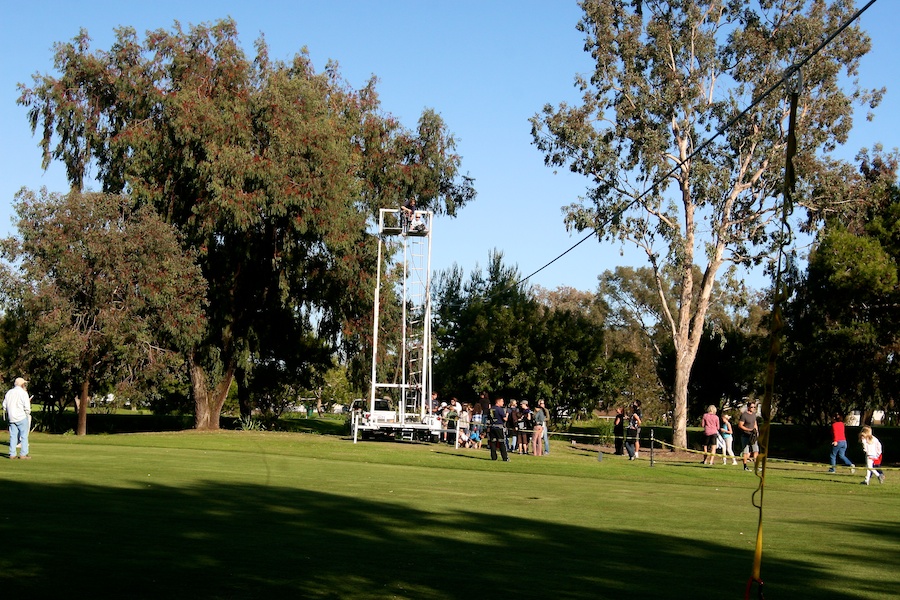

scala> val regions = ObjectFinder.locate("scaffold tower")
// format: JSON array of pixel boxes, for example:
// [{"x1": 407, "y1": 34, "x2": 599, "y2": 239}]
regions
[{"x1": 361, "y1": 207, "x2": 433, "y2": 439}]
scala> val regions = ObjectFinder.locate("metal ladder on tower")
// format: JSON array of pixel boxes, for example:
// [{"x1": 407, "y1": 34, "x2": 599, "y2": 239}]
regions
[
  {"x1": 361, "y1": 207, "x2": 433, "y2": 443},
  {"x1": 403, "y1": 232, "x2": 428, "y2": 419}
]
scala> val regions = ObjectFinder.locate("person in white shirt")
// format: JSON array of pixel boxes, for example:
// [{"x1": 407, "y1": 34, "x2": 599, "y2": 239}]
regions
[
  {"x1": 859, "y1": 426, "x2": 885, "y2": 485},
  {"x1": 3, "y1": 377, "x2": 32, "y2": 459}
]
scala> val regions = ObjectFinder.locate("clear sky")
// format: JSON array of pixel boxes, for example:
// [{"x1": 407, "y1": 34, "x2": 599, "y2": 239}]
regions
[{"x1": 1, "y1": 0, "x2": 897, "y2": 294}]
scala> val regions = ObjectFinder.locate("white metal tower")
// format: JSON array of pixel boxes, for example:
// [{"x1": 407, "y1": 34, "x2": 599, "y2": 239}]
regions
[{"x1": 358, "y1": 207, "x2": 433, "y2": 440}]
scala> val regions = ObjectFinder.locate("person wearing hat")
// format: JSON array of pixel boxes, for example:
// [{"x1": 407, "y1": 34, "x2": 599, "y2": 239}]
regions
[{"x1": 3, "y1": 377, "x2": 32, "y2": 459}]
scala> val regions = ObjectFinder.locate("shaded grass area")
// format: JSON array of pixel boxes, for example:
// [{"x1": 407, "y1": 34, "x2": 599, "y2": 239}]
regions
[{"x1": 1, "y1": 432, "x2": 898, "y2": 599}]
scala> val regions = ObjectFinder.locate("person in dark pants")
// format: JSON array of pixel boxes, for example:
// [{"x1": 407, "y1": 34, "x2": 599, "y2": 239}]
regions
[
  {"x1": 828, "y1": 412, "x2": 855, "y2": 473},
  {"x1": 488, "y1": 397, "x2": 509, "y2": 461},
  {"x1": 613, "y1": 407, "x2": 625, "y2": 455},
  {"x1": 625, "y1": 405, "x2": 642, "y2": 460}
]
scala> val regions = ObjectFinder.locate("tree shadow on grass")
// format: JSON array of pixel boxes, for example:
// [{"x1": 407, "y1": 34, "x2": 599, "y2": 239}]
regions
[{"x1": 0, "y1": 479, "x2": 896, "y2": 599}]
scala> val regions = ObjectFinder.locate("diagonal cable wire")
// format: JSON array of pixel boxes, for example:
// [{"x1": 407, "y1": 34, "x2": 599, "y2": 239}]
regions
[{"x1": 515, "y1": 0, "x2": 879, "y2": 288}]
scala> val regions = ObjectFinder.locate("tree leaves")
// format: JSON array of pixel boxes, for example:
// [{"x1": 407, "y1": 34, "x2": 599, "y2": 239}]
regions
[
  {"x1": 2, "y1": 189, "x2": 206, "y2": 433},
  {"x1": 531, "y1": 0, "x2": 879, "y2": 446},
  {"x1": 18, "y1": 19, "x2": 475, "y2": 428}
]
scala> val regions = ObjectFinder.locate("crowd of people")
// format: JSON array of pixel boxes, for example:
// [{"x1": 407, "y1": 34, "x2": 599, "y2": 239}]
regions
[
  {"x1": 3, "y1": 375, "x2": 889, "y2": 481},
  {"x1": 430, "y1": 394, "x2": 551, "y2": 458},
  {"x1": 689, "y1": 402, "x2": 886, "y2": 485},
  {"x1": 687, "y1": 401, "x2": 760, "y2": 470}
]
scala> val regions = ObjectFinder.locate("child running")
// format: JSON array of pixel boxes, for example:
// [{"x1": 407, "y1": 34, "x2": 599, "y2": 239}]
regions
[{"x1": 859, "y1": 426, "x2": 885, "y2": 485}]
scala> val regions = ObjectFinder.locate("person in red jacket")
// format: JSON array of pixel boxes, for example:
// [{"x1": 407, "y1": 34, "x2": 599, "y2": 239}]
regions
[{"x1": 828, "y1": 412, "x2": 855, "y2": 474}]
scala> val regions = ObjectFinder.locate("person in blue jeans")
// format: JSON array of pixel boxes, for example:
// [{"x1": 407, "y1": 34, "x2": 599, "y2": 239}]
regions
[
  {"x1": 3, "y1": 377, "x2": 32, "y2": 459},
  {"x1": 828, "y1": 412, "x2": 855, "y2": 473}
]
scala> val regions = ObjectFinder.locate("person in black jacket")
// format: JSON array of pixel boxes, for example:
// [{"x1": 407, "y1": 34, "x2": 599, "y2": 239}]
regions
[
  {"x1": 517, "y1": 400, "x2": 533, "y2": 454},
  {"x1": 506, "y1": 399, "x2": 519, "y2": 453},
  {"x1": 613, "y1": 407, "x2": 625, "y2": 455},
  {"x1": 487, "y1": 397, "x2": 509, "y2": 462}
]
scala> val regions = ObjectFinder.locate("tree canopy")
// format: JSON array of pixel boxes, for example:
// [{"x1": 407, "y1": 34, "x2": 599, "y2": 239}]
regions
[
  {"x1": 779, "y1": 149, "x2": 900, "y2": 424},
  {"x1": 433, "y1": 253, "x2": 630, "y2": 419},
  {"x1": 530, "y1": 0, "x2": 880, "y2": 447},
  {"x1": 1, "y1": 189, "x2": 206, "y2": 434},
  {"x1": 18, "y1": 19, "x2": 475, "y2": 428}
]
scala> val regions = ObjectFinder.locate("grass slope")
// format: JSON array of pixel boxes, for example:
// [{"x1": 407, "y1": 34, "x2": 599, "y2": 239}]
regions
[{"x1": 1, "y1": 432, "x2": 897, "y2": 599}]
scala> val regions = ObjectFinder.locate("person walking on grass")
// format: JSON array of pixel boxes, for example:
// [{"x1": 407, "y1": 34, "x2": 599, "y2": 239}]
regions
[
  {"x1": 700, "y1": 405, "x2": 720, "y2": 465},
  {"x1": 3, "y1": 377, "x2": 32, "y2": 460},
  {"x1": 631, "y1": 400, "x2": 643, "y2": 457},
  {"x1": 828, "y1": 412, "x2": 855, "y2": 474},
  {"x1": 625, "y1": 405, "x2": 642, "y2": 460},
  {"x1": 719, "y1": 414, "x2": 738, "y2": 465},
  {"x1": 859, "y1": 426, "x2": 885, "y2": 485},
  {"x1": 738, "y1": 402, "x2": 760, "y2": 472}
]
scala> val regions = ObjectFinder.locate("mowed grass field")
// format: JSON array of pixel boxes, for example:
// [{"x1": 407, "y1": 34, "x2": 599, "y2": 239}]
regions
[{"x1": 0, "y1": 431, "x2": 897, "y2": 599}]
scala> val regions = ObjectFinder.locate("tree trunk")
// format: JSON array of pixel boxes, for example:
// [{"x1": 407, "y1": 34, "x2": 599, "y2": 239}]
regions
[
  {"x1": 668, "y1": 257, "x2": 721, "y2": 450},
  {"x1": 671, "y1": 353, "x2": 691, "y2": 450},
  {"x1": 76, "y1": 379, "x2": 89, "y2": 436},
  {"x1": 188, "y1": 353, "x2": 235, "y2": 430}
]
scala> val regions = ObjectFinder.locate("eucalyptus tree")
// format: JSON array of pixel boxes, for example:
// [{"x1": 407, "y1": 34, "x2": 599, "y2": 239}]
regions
[
  {"x1": 531, "y1": 0, "x2": 880, "y2": 447},
  {"x1": 19, "y1": 19, "x2": 474, "y2": 429},
  {"x1": 600, "y1": 264, "x2": 766, "y2": 421}
]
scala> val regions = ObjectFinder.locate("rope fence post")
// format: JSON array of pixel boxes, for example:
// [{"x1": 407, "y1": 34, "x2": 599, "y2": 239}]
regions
[{"x1": 650, "y1": 429, "x2": 655, "y2": 467}]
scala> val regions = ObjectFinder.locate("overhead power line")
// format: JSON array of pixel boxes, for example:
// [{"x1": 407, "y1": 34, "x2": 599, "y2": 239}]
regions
[{"x1": 514, "y1": 0, "x2": 879, "y2": 288}]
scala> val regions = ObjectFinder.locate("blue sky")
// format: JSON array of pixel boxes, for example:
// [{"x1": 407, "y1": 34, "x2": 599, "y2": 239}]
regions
[{"x1": 1, "y1": 0, "x2": 897, "y2": 293}]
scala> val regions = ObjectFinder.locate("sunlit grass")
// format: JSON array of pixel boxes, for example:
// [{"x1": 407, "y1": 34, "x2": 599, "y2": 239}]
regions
[{"x1": 1, "y1": 431, "x2": 897, "y2": 599}]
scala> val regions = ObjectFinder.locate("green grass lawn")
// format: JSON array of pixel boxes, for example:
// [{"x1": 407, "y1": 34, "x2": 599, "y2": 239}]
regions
[{"x1": 1, "y1": 431, "x2": 897, "y2": 599}]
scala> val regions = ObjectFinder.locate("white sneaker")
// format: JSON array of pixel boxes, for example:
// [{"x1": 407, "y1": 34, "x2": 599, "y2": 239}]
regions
[{"x1": 878, "y1": 474, "x2": 885, "y2": 484}]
